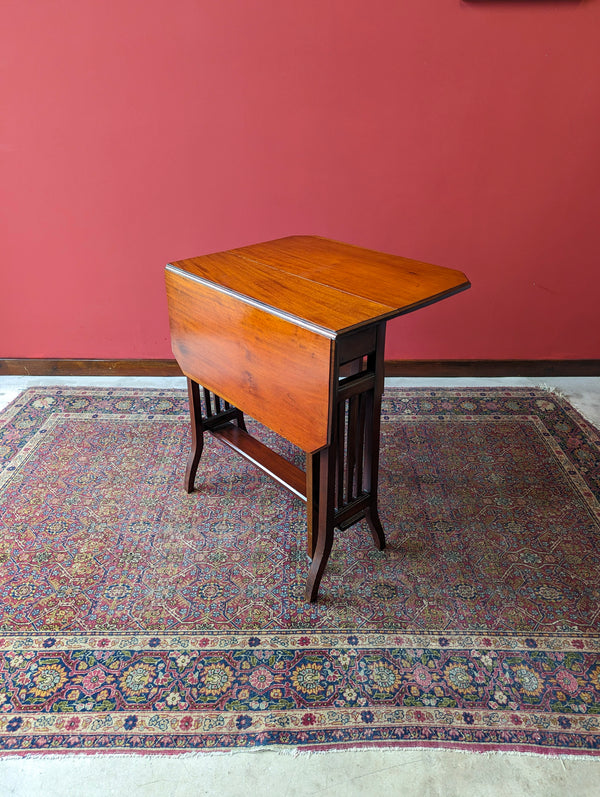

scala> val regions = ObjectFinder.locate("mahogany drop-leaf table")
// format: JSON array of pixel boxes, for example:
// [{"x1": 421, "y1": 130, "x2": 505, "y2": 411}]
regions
[{"x1": 165, "y1": 235, "x2": 470, "y2": 602}]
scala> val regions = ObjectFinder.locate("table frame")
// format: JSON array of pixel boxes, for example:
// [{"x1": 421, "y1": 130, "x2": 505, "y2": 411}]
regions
[
  {"x1": 183, "y1": 319, "x2": 387, "y2": 602},
  {"x1": 166, "y1": 235, "x2": 470, "y2": 603}
]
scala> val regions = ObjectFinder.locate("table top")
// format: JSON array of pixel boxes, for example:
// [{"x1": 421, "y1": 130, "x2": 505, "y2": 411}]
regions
[{"x1": 167, "y1": 235, "x2": 470, "y2": 337}]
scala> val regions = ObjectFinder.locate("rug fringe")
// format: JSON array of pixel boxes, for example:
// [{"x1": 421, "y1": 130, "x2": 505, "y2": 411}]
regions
[
  {"x1": 2, "y1": 744, "x2": 595, "y2": 762},
  {"x1": 538, "y1": 383, "x2": 568, "y2": 399}
]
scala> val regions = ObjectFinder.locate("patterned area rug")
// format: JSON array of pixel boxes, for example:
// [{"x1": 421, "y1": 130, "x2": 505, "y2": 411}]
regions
[{"x1": 0, "y1": 387, "x2": 599, "y2": 756}]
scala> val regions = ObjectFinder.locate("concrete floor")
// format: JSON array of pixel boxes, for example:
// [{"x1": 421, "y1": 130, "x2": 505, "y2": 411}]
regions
[{"x1": 0, "y1": 375, "x2": 599, "y2": 796}]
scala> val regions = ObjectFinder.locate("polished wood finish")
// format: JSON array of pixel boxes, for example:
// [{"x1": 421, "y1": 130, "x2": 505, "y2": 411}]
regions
[
  {"x1": 165, "y1": 236, "x2": 470, "y2": 601},
  {"x1": 172, "y1": 236, "x2": 470, "y2": 331},
  {"x1": 230, "y1": 236, "x2": 470, "y2": 315},
  {"x1": 165, "y1": 264, "x2": 333, "y2": 453},
  {"x1": 172, "y1": 251, "x2": 394, "y2": 334},
  {"x1": 2, "y1": 358, "x2": 599, "y2": 378}
]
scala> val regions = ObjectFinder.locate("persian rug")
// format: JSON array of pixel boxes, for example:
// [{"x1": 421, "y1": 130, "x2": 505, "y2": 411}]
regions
[{"x1": 0, "y1": 386, "x2": 599, "y2": 757}]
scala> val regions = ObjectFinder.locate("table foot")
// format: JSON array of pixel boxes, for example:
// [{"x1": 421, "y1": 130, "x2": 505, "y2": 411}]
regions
[
  {"x1": 185, "y1": 379, "x2": 204, "y2": 493},
  {"x1": 365, "y1": 506, "x2": 385, "y2": 550},
  {"x1": 305, "y1": 525, "x2": 335, "y2": 603}
]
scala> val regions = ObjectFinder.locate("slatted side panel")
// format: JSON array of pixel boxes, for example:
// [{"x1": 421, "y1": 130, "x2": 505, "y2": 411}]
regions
[
  {"x1": 331, "y1": 361, "x2": 379, "y2": 514},
  {"x1": 202, "y1": 388, "x2": 235, "y2": 418},
  {"x1": 334, "y1": 392, "x2": 372, "y2": 509}
]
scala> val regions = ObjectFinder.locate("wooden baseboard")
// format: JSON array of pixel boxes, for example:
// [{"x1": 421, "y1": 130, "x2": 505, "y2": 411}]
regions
[
  {"x1": 385, "y1": 360, "x2": 600, "y2": 377},
  {"x1": 0, "y1": 359, "x2": 184, "y2": 376},
  {"x1": 1, "y1": 358, "x2": 599, "y2": 378}
]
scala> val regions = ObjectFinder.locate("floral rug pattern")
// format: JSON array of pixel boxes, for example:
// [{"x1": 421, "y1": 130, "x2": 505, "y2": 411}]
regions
[{"x1": 0, "y1": 387, "x2": 599, "y2": 755}]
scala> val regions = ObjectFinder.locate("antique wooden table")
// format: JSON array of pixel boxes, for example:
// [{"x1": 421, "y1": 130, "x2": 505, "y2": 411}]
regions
[{"x1": 165, "y1": 236, "x2": 470, "y2": 601}]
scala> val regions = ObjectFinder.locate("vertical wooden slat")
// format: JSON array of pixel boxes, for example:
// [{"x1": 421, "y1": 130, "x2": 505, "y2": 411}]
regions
[
  {"x1": 346, "y1": 394, "x2": 358, "y2": 501},
  {"x1": 355, "y1": 391, "x2": 366, "y2": 496},
  {"x1": 203, "y1": 387, "x2": 213, "y2": 417},
  {"x1": 336, "y1": 399, "x2": 345, "y2": 510},
  {"x1": 363, "y1": 388, "x2": 374, "y2": 493}
]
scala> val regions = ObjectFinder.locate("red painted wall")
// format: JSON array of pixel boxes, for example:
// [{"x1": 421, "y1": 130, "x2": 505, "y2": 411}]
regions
[{"x1": 3, "y1": 1, "x2": 599, "y2": 360}]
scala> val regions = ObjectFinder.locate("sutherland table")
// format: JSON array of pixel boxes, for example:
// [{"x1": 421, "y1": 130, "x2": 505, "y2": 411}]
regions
[{"x1": 165, "y1": 236, "x2": 470, "y2": 602}]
